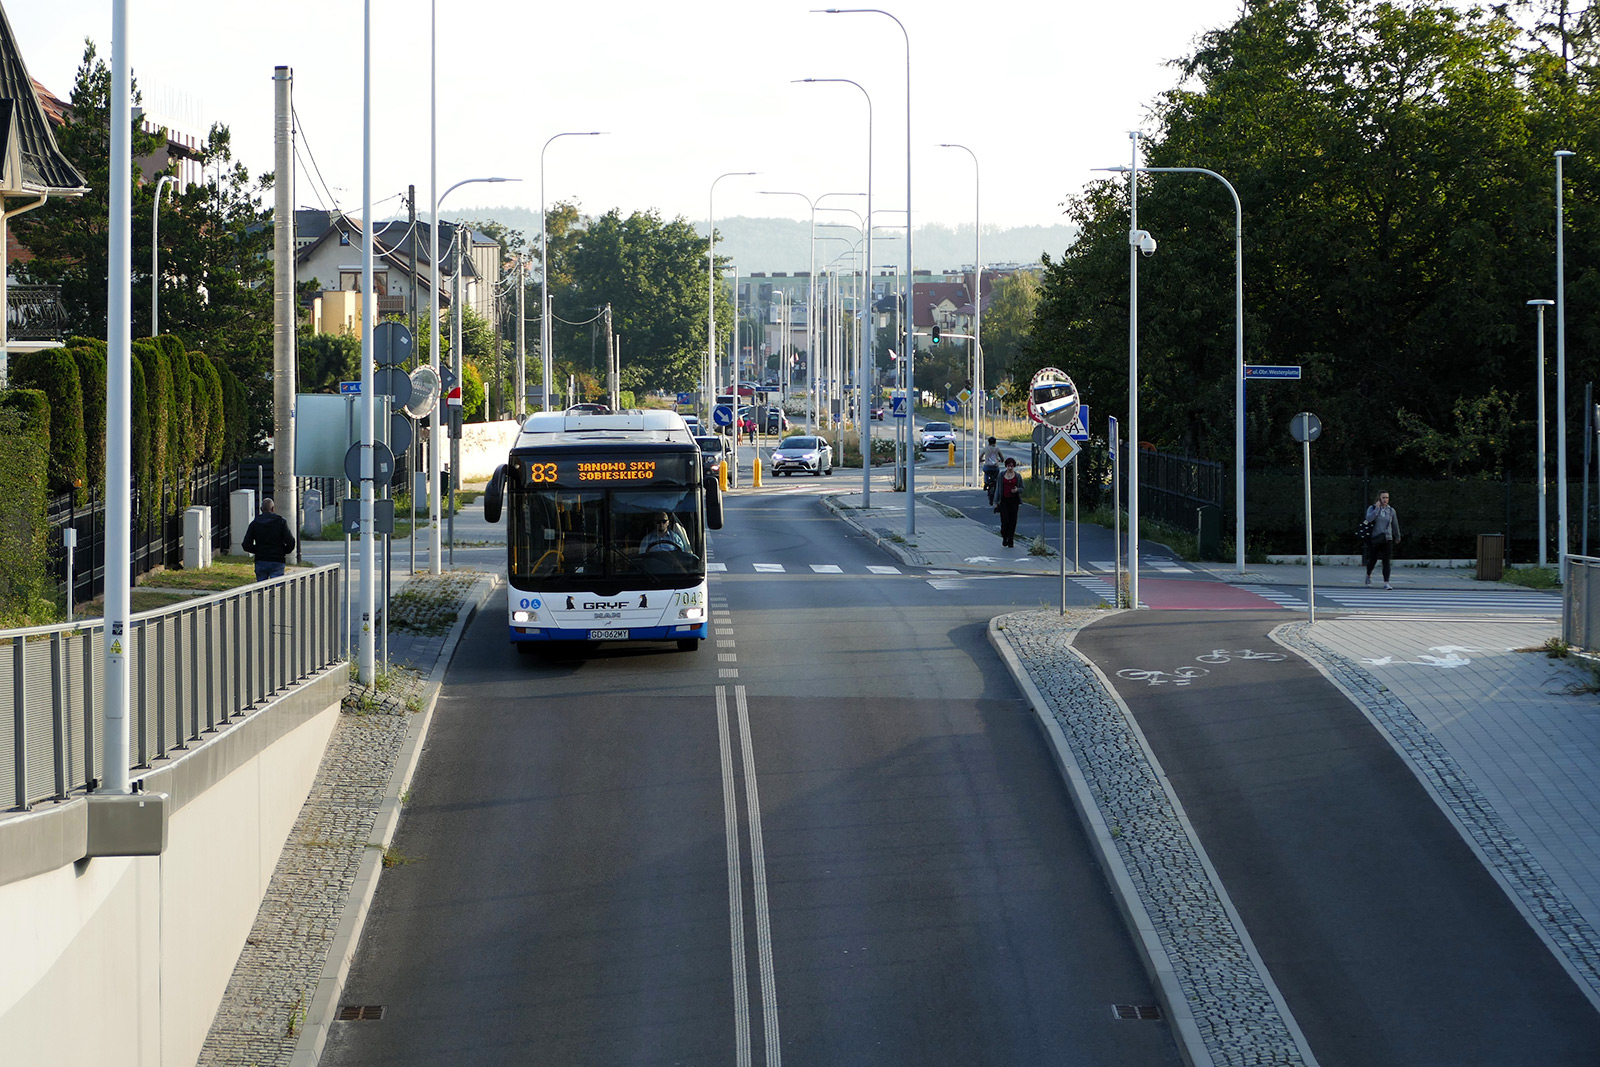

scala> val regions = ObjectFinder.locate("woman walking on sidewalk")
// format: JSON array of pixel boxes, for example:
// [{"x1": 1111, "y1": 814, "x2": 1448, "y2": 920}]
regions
[
  {"x1": 996, "y1": 457, "x2": 1023, "y2": 548},
  {"x1": 1363, "y1": 490, "x2": 1401, "y2": 588}
]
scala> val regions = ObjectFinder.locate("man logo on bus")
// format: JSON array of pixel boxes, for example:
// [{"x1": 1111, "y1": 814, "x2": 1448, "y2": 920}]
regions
[{"x1": 566, "y1": 596, "x2": 575, "y2": 610}]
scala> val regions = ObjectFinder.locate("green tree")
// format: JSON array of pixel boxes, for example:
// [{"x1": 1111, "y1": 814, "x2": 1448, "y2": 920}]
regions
[
  {"x1": 556, "y1": 207, "x2": 724, "y2": 394},
  {"x1": 1031, "y1": 0, "x2": 1581, "y2": 479},
  {"x1": 982, "y1": 271, "x2": 1041, "y2": 391}
]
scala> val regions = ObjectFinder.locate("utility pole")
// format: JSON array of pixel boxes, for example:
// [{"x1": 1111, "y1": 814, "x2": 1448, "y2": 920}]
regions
[
  {"x1": 272, "y1": 67, "x2": 298, "y2": 551},
  {"x1": 602, "y1": 303, "x2": 616, "y2": 409},
  {"x1": 516, "y1": 259, "x2": 526, "y2": 417}
]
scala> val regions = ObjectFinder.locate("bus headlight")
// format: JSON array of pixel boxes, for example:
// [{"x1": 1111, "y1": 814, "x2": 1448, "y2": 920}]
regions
[
  {"x1": 679, "y1": 607, "x2": 706, "y2": 621},
  {"x1": 512, "y1": 610, "x2": 533, "y2": 622}
]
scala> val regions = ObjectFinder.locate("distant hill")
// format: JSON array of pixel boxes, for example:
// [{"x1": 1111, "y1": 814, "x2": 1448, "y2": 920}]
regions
[{"x1": 440, "y1": 206, "x2": 1077, "y2": 273}]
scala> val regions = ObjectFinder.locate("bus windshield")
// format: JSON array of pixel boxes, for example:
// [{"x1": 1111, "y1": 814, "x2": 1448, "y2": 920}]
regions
[{"x1": 509, "y1": 486, "x2": 704, "y2": 584}]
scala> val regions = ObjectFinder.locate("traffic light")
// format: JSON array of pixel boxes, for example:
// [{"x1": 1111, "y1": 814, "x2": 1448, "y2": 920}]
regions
[{"x1": 931, "y1": 325, "x2": 941, "y2": 345}]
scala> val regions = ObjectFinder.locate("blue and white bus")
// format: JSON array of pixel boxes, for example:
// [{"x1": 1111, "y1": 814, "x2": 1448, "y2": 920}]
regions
[{"x1": 483, "y1": 409, "x2": 723, "y2": 653}]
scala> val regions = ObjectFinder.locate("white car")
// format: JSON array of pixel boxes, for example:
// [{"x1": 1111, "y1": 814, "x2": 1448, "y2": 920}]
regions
[
  {"x1": 770, "y1": 435, "x2": 834, "y2": 476},
  {"x1": 919, "y1": 421, "x2": 957, "y2": 451}
]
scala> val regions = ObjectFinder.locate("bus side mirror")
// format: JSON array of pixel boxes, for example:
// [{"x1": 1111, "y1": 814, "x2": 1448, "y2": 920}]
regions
[
  {"x1": 704, "y1": 473, "x2": 723, "y2": 531},
  {"x1": 484, "y1": 464, "x2": 505, "y2": 524}
]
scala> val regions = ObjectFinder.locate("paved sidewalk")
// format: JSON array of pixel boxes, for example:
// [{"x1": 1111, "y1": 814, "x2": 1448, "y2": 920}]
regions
[{"x1": 198, "y1": 569, "x2": 497, "y2": 1067}]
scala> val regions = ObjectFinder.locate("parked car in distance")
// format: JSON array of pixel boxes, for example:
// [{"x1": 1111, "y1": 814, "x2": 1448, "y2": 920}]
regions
[
  {"x1": 693, "y1": 434, "x2": 726, "y2": 480},
  {"x1": 918, "y1": 421, "x2": 957, "y2": 451},
  {"x1": 682, "y1": 413, "x2": 702, "y2": 435},
  {"x1": 770, "y1": 435, "x2": 833, "y2": 476}
]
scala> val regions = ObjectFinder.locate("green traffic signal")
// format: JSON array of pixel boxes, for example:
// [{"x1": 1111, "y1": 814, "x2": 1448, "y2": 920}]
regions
[{"x1": 931, "y1": 325, "x2": 941, "y2": 345}]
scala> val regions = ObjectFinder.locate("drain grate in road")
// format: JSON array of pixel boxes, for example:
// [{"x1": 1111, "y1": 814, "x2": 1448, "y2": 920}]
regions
[
  {"x1": 1112, "y1": 1004, "x2": 1162, "y2": 1021},
  {"x1": 337, "y1": 1005, "x2": 386, "y2": 1021}
]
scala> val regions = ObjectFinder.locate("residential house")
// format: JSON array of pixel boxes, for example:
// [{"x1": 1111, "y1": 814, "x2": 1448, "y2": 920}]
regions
[
  {"x1": 0, "y1": 0, "x2": 86, "y2": 384},
  {"x1": 295, "y1": 209, "x2": 499, "y2": 338}
]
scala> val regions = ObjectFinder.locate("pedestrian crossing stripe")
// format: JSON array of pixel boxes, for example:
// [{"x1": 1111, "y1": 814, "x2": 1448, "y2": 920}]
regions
[
  {"x1": 810, "y1": 564, "x2": 843, "y2": 573},
  {"x1": 866, "y1": 565, "x2": 901, "y2": 574},
  {"x1": 1234, "y1": 584, "x2": 1309, "y2": 610},
  {"x1": 753, "y1": 563, "x2": 785, "y2": 572}
]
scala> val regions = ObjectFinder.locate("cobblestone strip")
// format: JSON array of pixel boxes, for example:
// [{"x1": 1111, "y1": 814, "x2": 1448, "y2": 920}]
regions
[
  {"x1": 1276, "y1": 621, "x2": 1600, "y2": 1005},
  {"x1": 998, "y1": 610, "x2": 1315, "y2": 1067},
  {"x1": 197, "y1": 570, "x2": 484, "y2": 1067}
]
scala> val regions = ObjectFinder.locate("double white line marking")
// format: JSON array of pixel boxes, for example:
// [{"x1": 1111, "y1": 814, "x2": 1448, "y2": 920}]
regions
[{"x1": 716, "y1": 684, "x2": 782, "y2": 1067}]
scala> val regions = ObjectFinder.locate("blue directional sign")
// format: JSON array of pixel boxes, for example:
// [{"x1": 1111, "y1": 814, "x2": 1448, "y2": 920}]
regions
[
  {"x1": 944, "y1": 399, "x2": 960, "y2": 415},
  {"x1": 677, "y1": 391, "x2": 693, "y2": 405},
  {"x1": 1244, "y1": 364, "x2": 1302, "y2": 380},
  {"x1": 712, "y1": 404, "x2": 733, "y2": 427},
  {"x1": 340, "y1": 381, "x2": 361, "y2": 395}
]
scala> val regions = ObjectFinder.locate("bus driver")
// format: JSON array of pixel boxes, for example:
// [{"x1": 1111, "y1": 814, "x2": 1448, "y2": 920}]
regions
[{"x1": 640, "y1": 513, "x2": 691, "y2": 554}]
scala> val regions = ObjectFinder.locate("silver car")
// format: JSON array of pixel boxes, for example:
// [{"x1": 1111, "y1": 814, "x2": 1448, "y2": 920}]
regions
[{"x1": 770, "y1": 435, "x2": 833, "y2": 476}]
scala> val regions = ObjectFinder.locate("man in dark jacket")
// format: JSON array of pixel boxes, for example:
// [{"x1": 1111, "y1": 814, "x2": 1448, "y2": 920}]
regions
[{"x1": 242, "y1": 498, "x2": 296, "y2": 581}]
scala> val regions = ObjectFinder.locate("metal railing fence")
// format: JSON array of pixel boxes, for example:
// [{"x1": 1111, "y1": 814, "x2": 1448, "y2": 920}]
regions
[
  {"x1": 2, "y1": 565, "x2": 342, "y2": 812},
  {"x1": 1565, "y1": 555, "x2": 1600, "y2": 652}
]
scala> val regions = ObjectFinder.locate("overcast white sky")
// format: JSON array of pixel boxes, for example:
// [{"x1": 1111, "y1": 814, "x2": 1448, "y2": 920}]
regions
[{"x1": 10, "y1": 0, "x2": 1246, "y2": 235}]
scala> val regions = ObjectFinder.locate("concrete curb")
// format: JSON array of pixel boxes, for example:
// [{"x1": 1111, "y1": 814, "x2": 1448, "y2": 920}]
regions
[
  {"x1": 988, "y1": 613, "x2": 1320, "y2": 1067},
  {"x1": 820, "y1": 493, "x2": 930, "y2": 567},
  {"x1": 288, "y1": 574, "x2": 497, "y2": 1067}
]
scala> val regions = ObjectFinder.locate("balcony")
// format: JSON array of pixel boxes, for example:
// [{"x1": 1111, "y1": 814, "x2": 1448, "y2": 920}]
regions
[{"x1": 6, "y1": 284, "x2": 68, "y2": 343}]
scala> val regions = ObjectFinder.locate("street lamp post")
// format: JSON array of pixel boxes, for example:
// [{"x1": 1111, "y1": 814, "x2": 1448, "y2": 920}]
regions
[
  {"x1": 800, "y1": 78, "x2": 875, "y2": 504},
  {"x1": 429, "y1": 175, "x2": 515, "y2": 575},
  {"x1": 1100, "y1": 163, "x2": 1245, "y2": 574},
  {"x1": 1531, "y1": 298, "x2": 1555, "y2": 567},
  {"x1": 708, "y1": 171, "x2": 756, "y2": 431},
  {"x1": 150, "y1": 174, "x2": 175, "y2": 335},
  {"x1": 939, "y1": 143, "x2": 981, "y2": 488},
  {"x1": 1127, "y1": 132, "x2": 1145, "y2": 609},
  {"x1": 541, "y1": 132, "x2": 606, "y2": 412},
  {"x1": 821, "y1": 6, "x2": 913, "y2": 532},
  {"x1": 1557, "y1": 149, "x2": 1576, "y2": 578}
]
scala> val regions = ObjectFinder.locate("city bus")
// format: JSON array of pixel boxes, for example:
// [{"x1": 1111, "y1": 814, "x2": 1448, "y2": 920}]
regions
[{"x1": 483, "y1": 409, "x2": 723, "y2": 652}]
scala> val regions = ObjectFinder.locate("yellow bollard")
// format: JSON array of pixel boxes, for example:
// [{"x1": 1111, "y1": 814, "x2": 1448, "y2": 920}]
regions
[
  {"x1": 947, "y1": 442, "x2": 956, "y2": 467},
  {"x1": 753, "y1": 455, "x2": 763, "y2": 488},
  {"x1": 719, "y1": 458, "x2": 729, "y2": 493}
]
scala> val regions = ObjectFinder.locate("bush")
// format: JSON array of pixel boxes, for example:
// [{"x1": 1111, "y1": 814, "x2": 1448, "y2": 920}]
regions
[
  {"x1": 9, "y1": 349, "x2": 86, "y2": 502},
  {"x1": 0, "y1": 394, "x2": 58, "y2": 625}
]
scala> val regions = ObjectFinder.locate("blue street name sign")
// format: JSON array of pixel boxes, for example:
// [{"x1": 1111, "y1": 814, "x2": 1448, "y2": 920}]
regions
[
  {"x1": 1244, "y1": 365, "x2": 1302, "y2": 380},
  {"x1": 340, "y1": 381, "x2": 361, "y2": 395}
]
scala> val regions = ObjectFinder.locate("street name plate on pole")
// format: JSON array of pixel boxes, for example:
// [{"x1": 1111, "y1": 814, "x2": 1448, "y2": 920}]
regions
[
  {"x1": 1245, "y1": 364, "x2": 1303, "y2": 380},
  {"x1": 340, "y1": 381, "x2": 361, "y2": 395}
]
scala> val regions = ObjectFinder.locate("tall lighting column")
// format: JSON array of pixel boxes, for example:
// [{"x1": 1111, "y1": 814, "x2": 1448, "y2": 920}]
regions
[
  {"x1": 540, "y1": 132, "x2": 606, "y2": 411},
  {"x1": 799, "y1": 78, "x2": 875, "y2": 505},
  {"x1": 939, "y1": 143, "x2": 981, "y2": 487},
  {"x1": 708, "y1": 171, "x2": 756, "y2": 422},
  {"x1": 1557, "y1": 149, "x2": 1576, "y2": 578},
  {"x1": 821, "y1": 6, "x2": 913, "y2": 532},
  {"x1": 1530, "y1": 298, "x2": 1555, "y2": 567},
  {"x1": 428, "y1": 176, "x2": 515, "y2": 575}
]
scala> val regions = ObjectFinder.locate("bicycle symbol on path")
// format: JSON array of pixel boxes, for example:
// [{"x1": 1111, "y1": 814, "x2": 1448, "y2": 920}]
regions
[{"x1": 1117, "y1": 649, "x2": 1286, "y2": 687}]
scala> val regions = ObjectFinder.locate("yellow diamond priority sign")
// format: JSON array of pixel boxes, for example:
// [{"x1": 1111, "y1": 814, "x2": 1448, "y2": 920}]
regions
[{"x1": 1046, "y1": 431, "x2": 1080, "y2": 468}]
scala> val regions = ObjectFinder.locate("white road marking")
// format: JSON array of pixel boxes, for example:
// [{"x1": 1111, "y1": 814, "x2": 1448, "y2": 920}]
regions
[
  {"x1": 719, "y1": 653, "x2": 738, "y2": 662},
  {"x1": 810, "y1": 564, "x2": 843, "y2": 573},
  {"x1": 866, "y1": 565, "x2": 901, "y2": 574},
  {"x1": 753, "y1": 563, "x2": 786, "y2": 573},
  {"x1": 735, "y1": 686, "x2": 782, "y2": 1066},
  {"x1": 720, "y1": 668, "x2": 740, "y2": 678},
  {"x1": 714, "y1": 688, "x2": 752, "y2": 1067},
  {"x1": 708, "y1": 562, "x2": 728, "y2": 571}
]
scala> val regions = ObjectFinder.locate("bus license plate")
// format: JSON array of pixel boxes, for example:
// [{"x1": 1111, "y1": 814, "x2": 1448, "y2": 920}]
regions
[{"x1": 590, "y1": 629, "x2": 630, "y2": 640}]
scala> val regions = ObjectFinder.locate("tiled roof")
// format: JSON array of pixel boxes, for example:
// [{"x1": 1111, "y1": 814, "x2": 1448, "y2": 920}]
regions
[{"x1": 0, "y1": 3, "x2": 86, "y2": 193}]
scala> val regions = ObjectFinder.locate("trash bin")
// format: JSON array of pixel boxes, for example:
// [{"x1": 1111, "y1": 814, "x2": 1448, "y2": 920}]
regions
[
  {"x1": 1476, "y1": 533, "x2": 1505, "y2": 581},
  {"x1": 1197, "y1": 504, "x2": 1221, "y2": 560}
]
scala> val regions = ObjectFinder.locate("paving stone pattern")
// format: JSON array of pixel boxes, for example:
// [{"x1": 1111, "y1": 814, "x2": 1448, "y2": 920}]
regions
[
  {"x1": 1277, "y1": 620, "x2": 1600, "y2": 1004},
  {"x1": 197, "y1": 570, "x2": 483, "y2": 1067},
  {"x1": 1000, "y1": 609, "x2": 1312, "y2": 1067}
]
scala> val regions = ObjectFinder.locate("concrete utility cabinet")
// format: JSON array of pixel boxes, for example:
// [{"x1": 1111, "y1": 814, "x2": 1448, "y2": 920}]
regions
[
  {"x1": 183, "y1": 505, "x2": 213, "y2": 569},
  {"x1": 303, "y1": 488, "x2": 324, "y2": 538},
  {"x1": 230, "y1": 489, "x2": 256, "y2": 550}
]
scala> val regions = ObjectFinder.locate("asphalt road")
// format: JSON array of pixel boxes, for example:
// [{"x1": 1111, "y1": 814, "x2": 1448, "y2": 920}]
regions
[
  {"x1": 1074, "y1": 610, "x2": 1600, "y2": 1067},
  {"x1": 321, "y1": 487, "x2": 1180, "y2": 1067}
]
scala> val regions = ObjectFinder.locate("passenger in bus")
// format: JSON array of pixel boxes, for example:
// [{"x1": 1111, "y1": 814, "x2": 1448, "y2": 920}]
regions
[{"x1": 639, "y1": 513, "x2": 691, "y2": 554}]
